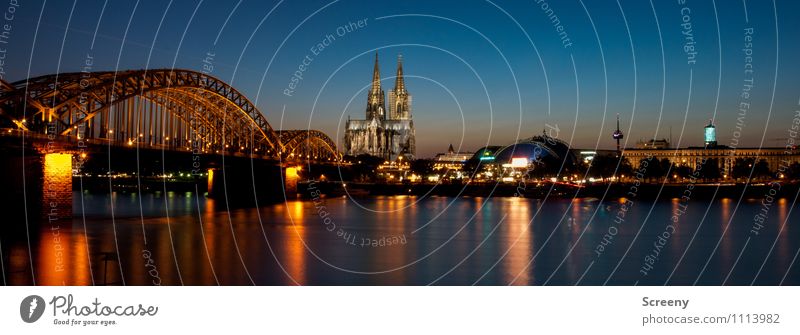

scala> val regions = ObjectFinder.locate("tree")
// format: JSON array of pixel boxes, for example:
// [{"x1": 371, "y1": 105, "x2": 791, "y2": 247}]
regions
[
  {"x1": 346, "y1": 154, "x2": 385, "y2": 182},
  {"x1": 411, "y1": 159, "x2": 434, "y2": 176},
  {"x1": 787, "y1": 162, "x2": 800, "y2": 180},
  {"x1": 674, "y1": 165, "x2": 694, "y2": 181},
  {"x1": 697, "y1": 158, "x2": 721, "y2": 181},
  {"x1": 732, "y1": 158, "x2": 755, "y2": 180},
  {"x1": 753, "y1": 159, "x2": 771, "y2": 180},
  {"x1": 589, "y1": 154, "x2": 617, "y2": 179},
  {"x1": 659, "y1": 159, "x2": 673, "y2": 179},
  {"x1": 618, "y1": 157, "x2": 634, "y2": 179},
  {"x1": 589, "y1": 154, "x2": 633, "y2": 181},
  {"x1": 641, "y1": 157, "x2": 664, "y2": 182}
]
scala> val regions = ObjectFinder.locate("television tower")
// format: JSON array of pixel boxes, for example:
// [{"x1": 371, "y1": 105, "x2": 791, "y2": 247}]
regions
[{"x1": 612, "y1": 113, "x2": 624, "y2": 153}]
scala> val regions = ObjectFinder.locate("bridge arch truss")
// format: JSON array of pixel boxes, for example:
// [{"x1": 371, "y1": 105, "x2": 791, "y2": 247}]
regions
[{"x1": 0, "y1": 69, "x2": 340, "y2": 161}]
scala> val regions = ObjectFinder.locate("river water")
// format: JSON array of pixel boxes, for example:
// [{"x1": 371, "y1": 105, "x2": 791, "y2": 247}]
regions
[{"x1": 3, "y1": 191, "x2": 799, "y2": 285}]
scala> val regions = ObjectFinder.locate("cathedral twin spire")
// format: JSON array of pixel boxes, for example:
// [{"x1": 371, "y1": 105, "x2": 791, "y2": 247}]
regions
[
  {"x1": 370, "y1": 53, "x2": 382, "y2": 97},
  {"x1": 394, "y1": 54, "x2": 405, "y2": 93},
  {"x1": 366, "y1": 53, "x2": 408, "y2": 120}
]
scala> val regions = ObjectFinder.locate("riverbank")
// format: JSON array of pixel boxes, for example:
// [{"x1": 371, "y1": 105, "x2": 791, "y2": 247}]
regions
[{"x1": 66, "y1": 177, "x2": 800, "y2": 201}]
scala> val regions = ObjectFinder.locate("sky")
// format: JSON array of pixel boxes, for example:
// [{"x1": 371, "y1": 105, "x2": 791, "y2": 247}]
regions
[{"x1": 3, "y1": 0, "x2": 800, "y2": 158}]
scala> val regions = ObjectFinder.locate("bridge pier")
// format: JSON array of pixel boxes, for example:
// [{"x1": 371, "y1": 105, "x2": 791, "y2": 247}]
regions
[
  {"x1": 42, "y1": 153, "x2": 73, "y2": 220},
  {"x1": 0, "y1": 149, "x2": 73, "y2": 226},
  {"x1": 284, "y1": 167, "x2": 299, "y2": 196}
]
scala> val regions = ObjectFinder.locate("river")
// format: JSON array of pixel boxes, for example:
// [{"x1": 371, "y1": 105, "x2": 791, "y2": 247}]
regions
[{"x1": 2, "y1": 191, "x2": 798, "y2": 285}]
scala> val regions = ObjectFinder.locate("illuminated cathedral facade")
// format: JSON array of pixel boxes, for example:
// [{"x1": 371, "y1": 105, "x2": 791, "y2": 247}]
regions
[{"x1": 344, "y1": 54, "x2": 415, "y2": 160}]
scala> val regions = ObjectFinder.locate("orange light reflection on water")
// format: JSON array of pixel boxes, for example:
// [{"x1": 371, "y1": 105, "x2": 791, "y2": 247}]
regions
[
  {"x1": 37, "y1": 227, "x2": 92, "y2": 285},
  {"x1": 503, "y1": 197, "x2": 532, "y2": 285},
  {"x1": 285, "y1": 201, "x2": 307, "y2": 285}
]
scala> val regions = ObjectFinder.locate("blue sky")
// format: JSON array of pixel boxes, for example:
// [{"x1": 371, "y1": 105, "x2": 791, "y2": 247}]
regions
[{"x1": 4, "y1": 0, "x2": 800, "y2": 157}]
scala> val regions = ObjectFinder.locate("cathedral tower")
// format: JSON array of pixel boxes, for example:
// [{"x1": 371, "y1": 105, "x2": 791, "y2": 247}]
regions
[
  {"x1": 366, "y1": 53, "x2": 386, "y2": 120},
  {"x1": 389, "y1": 55, "x2": 412, "y2": 120}
]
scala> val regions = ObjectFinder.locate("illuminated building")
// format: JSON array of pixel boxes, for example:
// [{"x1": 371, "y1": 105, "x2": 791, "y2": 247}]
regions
[
  {"x1": 344, "y1": 54, "x2": 415, "y2": 160},
  {"x1": 704, "y1": 119, "x2": 717, "y2": 147},
  {"x1": 480, "y1": 132, "x2": 579, "y2": 182},
  {"x1": 622, "y1": 121, "x2": 799, "y2": 178},
  {"x1": 635, "y1": 139, "x2": 671, "y2": 149},
  {"x1": 472, "y1": 146, "x2": 501, "y2": 163},
  {"x1": 461, "y1": 146, "x2": 502, "y2": 181},
  {"x1": 376, "y1": 159, "x2": 411, "y2": 182},
  {"x1": 432, "y1": 144, "x2": 473, "y2": 179},
  {"x1": 623, "y1": 147, "x2": 798, "y2": 179}
]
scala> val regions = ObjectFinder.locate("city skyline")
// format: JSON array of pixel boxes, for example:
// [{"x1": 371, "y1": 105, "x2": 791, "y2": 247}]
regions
[
  {"x1": 2, "y1": 0, "x2": 800, "y2": 299},
  {"x1": 2, "y1": 0, "x2": 799, "y2": 158}
]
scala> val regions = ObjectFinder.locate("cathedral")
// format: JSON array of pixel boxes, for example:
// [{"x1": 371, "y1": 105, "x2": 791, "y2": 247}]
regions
[{"x1": 344, "y1": 53, "x2": 415, "y2": 160}]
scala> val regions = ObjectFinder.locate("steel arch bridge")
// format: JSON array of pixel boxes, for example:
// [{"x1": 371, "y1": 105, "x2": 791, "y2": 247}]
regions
[{"x1": 0, "y1": 69, "x2": 340, "y2": 161}]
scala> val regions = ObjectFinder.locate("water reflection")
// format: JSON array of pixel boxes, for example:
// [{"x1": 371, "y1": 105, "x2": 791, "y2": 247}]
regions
[
  {"x1": 36, "y1": 227, "x2": 92, "y2": 285},
  {"x1": 2, "y1": 192, "x2": 799, "y2": 285},
  {"x1": 284, "y1": 201, "x2": 307, "y2": 285}
]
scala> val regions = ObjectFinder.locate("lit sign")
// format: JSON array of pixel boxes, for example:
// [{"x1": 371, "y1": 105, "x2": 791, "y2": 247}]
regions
[
  {"x1": 479, "y1": 156, "x2": 495, "y2": 161},
  {"x1": 510, "y1": 157, "x2": 529, "y2": 168}
]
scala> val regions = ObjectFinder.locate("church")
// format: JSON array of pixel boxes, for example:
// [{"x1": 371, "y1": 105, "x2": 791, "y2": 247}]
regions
[{"x1": 344, "y1": 54, "x2": 415, "y2": 160}]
